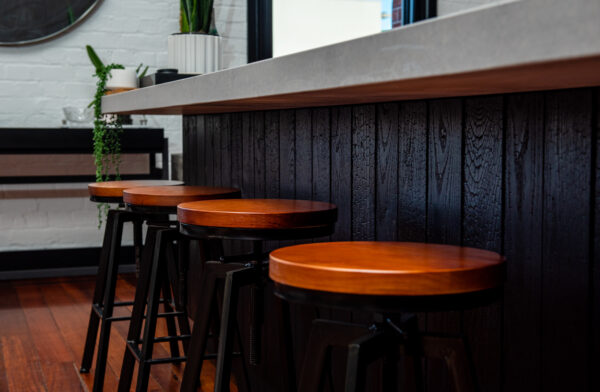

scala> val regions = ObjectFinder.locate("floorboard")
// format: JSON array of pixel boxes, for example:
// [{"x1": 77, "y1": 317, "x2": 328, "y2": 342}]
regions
[{"x1": 0, "y1": 275, "x2": 226, "y2": 392}]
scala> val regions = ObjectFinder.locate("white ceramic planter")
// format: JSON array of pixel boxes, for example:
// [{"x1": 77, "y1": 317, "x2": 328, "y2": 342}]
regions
[
  {"x1": 105, "y1": 68, "x2": 138, "y2": 90},
  {"x1": 168, "y1": 33, "x2": 222, "y2": 74}
]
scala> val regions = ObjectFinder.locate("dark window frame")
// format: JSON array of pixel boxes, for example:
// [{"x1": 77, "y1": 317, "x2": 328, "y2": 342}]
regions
[
  {"x1": 247, "y1": 0, "x2": 272, "y2": 62},
  {"x1": 402, "y1": 0, "x2": 437, "y2": 25}
]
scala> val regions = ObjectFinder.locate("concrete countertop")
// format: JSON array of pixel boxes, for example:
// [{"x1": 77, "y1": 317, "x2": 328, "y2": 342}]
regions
[{"x1": 102, "y1": 0, "x2": 600, "y2": 115}]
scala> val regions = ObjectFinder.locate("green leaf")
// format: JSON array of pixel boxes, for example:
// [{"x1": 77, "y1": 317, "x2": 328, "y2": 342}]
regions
[
  {"x1": 86, "y1": 45, "x2": 105, "y2": 72},
  {"x1": 190, "y1": 0, "x2": 199, "y2": 33},
  {"x1": 200, "y1": 0, "x2": 214, "y2": 33},
  {"x1": 180, "y1": 0, "x2": 190, "y2": 32},
  {"x1": 138, "y1": 65, "x2": 149, "y2": 79}
]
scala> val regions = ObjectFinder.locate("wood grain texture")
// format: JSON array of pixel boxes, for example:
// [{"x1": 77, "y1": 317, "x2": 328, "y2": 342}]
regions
[
  {"x1": 397, "y1": 101, "x2": 427, "y2": 242},
  {"x1": 265, "y1": 111, "x2": 280, "y2": 200},
  {"x1": 123, "y1": 185, "x2": 241, "y2": 207},
  {"x1": 196, "y1": 115, "x2": 206, "y2": 185},
  {"x1": 503, "y1": 92, "x2": 544, "y2": 392},
  {"x1": 220, "y1": 114, "x2": 232, "y2": 187},
  {"x1": 87, "y1": 180, "x2": 183, "y2": 198},
  {"x1": 311, "y1": 108, "x2": 330, "y2": 205},
  {"x1": 330, "y1": 106, "x2": 352, "y2": 242},
  {"x1": 177, "y1": 199, "x2": 337, "y2": 229},
  {"x1": 270, "y1": 242, "x2": 505, "y2": 296},
  {"x1": 242, "y1": 112, "x2": 255, "y2": 198},
  {"x1": 212, "y1": 115, "x2": 223, "y2": 187},
  {"x1": 279, "y1": 110, "x2": 296, "y2": 201},
  {"x1": 376, "y1": 103, "x2": 398, "y2": 241},
  {"x1": 253, "y1": 111, "x2": 266, "y2": 197},
  {"x1": 183, "y1": 87, "x2": 598, "y2": 392},
  {"x1": 295, "y1": 109, "x2": 312, "y2": 201},
  {"x1": 352, "y1": 105, "x2": 376, "y2": 241},
  {"x1": 0, "y1": 277, "x2": 222, "y2": 392},
  {"x1": 462, "y1": 96, "x2": 503, "y2": 392},
  {"x1": 205, "y1": 115, "x2": 216, "y2": 187},
  {"x1": 542, "y1": 89, "x2": 592, "y2": 392}
]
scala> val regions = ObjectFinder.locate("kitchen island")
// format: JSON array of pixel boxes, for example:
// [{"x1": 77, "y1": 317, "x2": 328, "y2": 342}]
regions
[{"x1": 103, "y1": 1, "x2": 600, "y2": 390}]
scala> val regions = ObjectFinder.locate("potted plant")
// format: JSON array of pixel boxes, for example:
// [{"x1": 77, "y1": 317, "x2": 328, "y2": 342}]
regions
[
  {"x1": 168, "y1": 0, "x2": 221, "y2": 74},
  {"x1": 86, "y1": 45, "x2": 148, "y2": 225}
]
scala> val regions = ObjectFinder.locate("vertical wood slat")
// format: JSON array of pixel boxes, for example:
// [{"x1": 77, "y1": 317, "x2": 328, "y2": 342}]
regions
[
  {"x1": 542, "y1": 90, "x2": 592, "y2": 392},
  {"x1": 503, "y1": 92, "x2": 544, "y2": 392},
  {"x1": 265, "y1": 111, "x2": 280, "y2": 200},
  {"x1": 312, "y1": 108, "x2": 331, "y2": 205},
  {"x1": 242, "y1": 112, "x2": 254, "y2": 198},
  {"x1": 462, "y1": 96, "x2": 503, "y2": 392},
  {"x1": 205, "y1": 115, "x2": 215, "y2": 186},
  {"x1": 331, "y1": 106, "x2": 352, "y2": 242},
  {"x1": 253, "y1": 112, "x2": 266, "y2": 198},
  {"x1": 279, "y1": 110, "x2": 296, "y2": 200},
  {"x1": 212, "y1": 115, "x2": 222, "y2": 187},
  {"x1": 230, "y1": 113, "x2": 243, "y2": 191},
  {"x1": 426, "y1": 98, "x2": 463, "y2": 392},
  {"x1": 295, "y1": 109, "x2": 312, "y2": 201},
  {"x1": 376, "y1": 103, "x2": 399, "y2": 241},
  {"x1": 397, "y1": 101, "x2": 428, "y2": 242},
  {"x1": 180, "y1": 87, "x2": 597, "y2": 392},
  {"x1": 352, "y1": 104, "x2": 377, "y2": 241},
  {"x1": 220, "y1": 114, "x2": 232, "y2": 187},
  {"x1": 195, "y1": 115, "x2": 206, "y2": 185}
]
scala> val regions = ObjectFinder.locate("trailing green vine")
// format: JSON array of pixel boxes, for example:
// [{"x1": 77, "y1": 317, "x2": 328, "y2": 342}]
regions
[{"x1": 87, "y1": 45, "x2": 124, "y2": 227}]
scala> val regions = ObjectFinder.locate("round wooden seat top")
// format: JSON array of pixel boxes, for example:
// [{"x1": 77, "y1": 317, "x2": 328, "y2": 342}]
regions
[
  {"x1": 88, "y1": 180, "x2": 183, "y2": 199},
  {"x1": 177, "y1": 199, "x2": 337, "y2": 229},
  {"x1": 123, "y1": 186, "x2": 241, "y2": 207},
  {"x1": 269, "y1": 242, "x2": 505, "y2": 296}
]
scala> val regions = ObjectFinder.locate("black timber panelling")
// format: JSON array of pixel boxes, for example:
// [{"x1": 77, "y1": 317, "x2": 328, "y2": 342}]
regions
[{"x1": 183, "y1": 87, "x2": 599, "y2": 392}]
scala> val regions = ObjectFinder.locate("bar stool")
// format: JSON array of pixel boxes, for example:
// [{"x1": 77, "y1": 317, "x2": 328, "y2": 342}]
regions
[
  {"x1": 177, "y1": 199, "x2": 338, "y2": 392},
  {"x1": 117, "y1": 185, "x2": 241, "y2": 392},
  {"x1": 81, "y1": 179, "x2": 182, "y2": 392},
  {"x1": 269, "y1": 241, "x2": 505, "y2": 392}
]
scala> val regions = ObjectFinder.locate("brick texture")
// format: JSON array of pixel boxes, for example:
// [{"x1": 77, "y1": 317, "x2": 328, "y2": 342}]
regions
[{"x1": 0, "y1": 0, "x2": 247, "y2": 251}]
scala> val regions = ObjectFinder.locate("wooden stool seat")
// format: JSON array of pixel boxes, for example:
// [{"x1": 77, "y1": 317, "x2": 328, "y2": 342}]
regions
[
  {"x1": 123, "y1": 186, "x2": 241, "y2": 207},
  {"x1": 88, "y1": 180, "x2": 183, "y2": 199},
  {"x1": 270, "y1": 241, "x2": 505, "y2": 296},
  {"x1": 177, "y1": 199, "x2": 337, "y2": 229}
]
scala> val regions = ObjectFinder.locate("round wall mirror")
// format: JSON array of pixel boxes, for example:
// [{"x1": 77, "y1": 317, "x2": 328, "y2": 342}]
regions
[{"x1": 0, "y1": 0, "x2": 103, "y2": 46}]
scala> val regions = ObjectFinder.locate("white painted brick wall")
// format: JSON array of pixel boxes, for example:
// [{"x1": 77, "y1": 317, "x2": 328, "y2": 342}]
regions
[{"x1": 0, "y1": 0, "x2": 247, "y2": 252}]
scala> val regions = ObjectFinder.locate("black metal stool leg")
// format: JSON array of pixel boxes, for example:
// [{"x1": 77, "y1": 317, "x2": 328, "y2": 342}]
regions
[
  {"x1": 161, "y1": 276, "x2": 181, "y2": 358},
  {"x1": 180, "y1": 261, "x2": 244, "y2": 392},
  {"x1": 117, "y1": 226, "x2": 161, "y2": 392},
  {"x1": 92, "y1": 210, "x2": 128, "y2": 392},
  {"x1": 214, "y1": 266, "x2": 257, "y2": 392},
  {"x1": 166, "y1": 238, "x2": 192, "y2": 355},
  {"x1": 135, "y1": 229, "x2": 169, "y2": 392},
  {"x1": 133, "y1": 217, "x2": 143, "y2": 277},
  {"x1": 345, "y1": 330, "x2": 388, "y2": 392},
  {"x1": 80, "y1": 208, "x2": 116, "y2": 373},
  {"x1": 298, "y1": 319, "x2": 370, "y2": 392}
]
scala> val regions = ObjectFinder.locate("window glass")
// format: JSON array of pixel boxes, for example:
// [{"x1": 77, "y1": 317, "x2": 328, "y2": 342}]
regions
[{"x1": 273, "y1": 0, "x2": 397, "y2": 57}]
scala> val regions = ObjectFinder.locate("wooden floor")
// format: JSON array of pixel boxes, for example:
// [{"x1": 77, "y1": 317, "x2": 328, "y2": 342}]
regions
[{"x1": 0, "y1": 274, "x2": 225, "y2": 392}]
